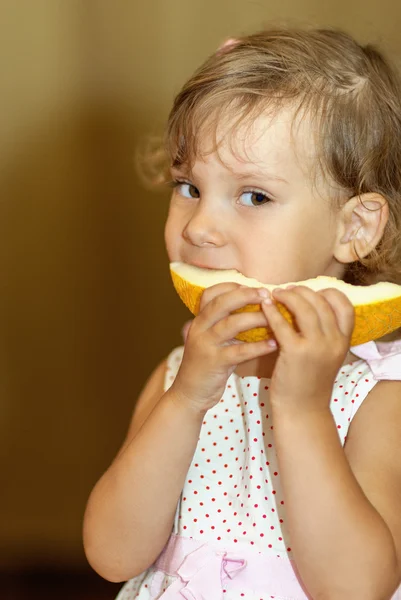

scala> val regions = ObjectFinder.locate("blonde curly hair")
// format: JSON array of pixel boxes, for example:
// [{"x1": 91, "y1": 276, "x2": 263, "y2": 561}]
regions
[{"x1": 139, "y1": 27, "x2": 401, "y2": 290}]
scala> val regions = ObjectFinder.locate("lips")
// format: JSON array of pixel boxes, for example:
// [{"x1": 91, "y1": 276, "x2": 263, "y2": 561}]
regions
[{"x1": 187, "y1": 261, "x2": 225, "y2": 270}]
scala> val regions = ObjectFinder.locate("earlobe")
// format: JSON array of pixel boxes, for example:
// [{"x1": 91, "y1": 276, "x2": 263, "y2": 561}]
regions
[{"x1": 334, "y1": 193, "x2": 389, "y2": 264}]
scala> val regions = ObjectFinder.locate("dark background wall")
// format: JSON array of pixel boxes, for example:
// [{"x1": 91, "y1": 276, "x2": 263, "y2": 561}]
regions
[{"x1": 0, "y1": 0, "x2": 400, "y2": 596}]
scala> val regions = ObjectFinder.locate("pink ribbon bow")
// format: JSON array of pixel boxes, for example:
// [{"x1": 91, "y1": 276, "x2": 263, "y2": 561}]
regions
[
  {"x1": 351, "y1": 339, "x2": 401, "y2": 381},
  {"x1": 151, "y1": 543, "x2": 246, "y2": 599}
]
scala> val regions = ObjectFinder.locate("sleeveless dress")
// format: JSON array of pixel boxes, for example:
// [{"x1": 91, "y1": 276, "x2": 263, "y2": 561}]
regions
[{"x1": 116, "y1": 339, "x2": 401, "y2": 600}]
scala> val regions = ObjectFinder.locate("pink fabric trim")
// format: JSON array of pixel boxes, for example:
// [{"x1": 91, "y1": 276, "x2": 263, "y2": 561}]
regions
[
  {"x1": 152, "y1": 534, "x2": 401, "y2": 599},
  {"x1": 351, "y1": 340, "x2": 401, "y2": 381},
  {"x1": 153, "y1": 533, "x2": 311, "y2": 599}
]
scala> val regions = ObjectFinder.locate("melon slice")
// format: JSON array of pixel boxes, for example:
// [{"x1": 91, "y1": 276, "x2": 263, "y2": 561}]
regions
[{"x1": 170, "y1": 262, "x2": 401, "y2": 346}]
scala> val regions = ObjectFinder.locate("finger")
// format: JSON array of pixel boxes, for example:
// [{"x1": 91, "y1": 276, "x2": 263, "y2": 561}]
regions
[
  {"x1": 284, "y1": 286, "x2": 341, "y2": 337},
  {"x1": 223, "y1": 338, "x2": 278, "y2": 365},
  {"x1": 181, "y1": 320, "x2": 193, "y2": 342},
  {"x1": 317, "y1": 288, "x2": 355, "y2": 339},
  {"x1": 270, "y1": 286, "x2": 323, "y2": 338},
  {"x1": 199, "y1": 282, "x2": 243, "y2": 312},
  {"x1": 260, "y1": 295, "x2": 298, "y2": 347},
  {"x1": 211, "y1": 307, "x2": 270, "y2": 345},
  {"x1": 197, "y1": 286, "x2": 269, "y2": 331}
]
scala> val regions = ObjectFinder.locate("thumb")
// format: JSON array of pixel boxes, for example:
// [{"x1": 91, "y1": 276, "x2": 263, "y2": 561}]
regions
[{"x1": 181, "y1": 320, "x2": 193, "y2": 342}]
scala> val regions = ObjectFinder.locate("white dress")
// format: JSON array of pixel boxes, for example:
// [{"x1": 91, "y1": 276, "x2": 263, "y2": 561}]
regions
[{"x1": 116, "y1": 340, "x2": 401, "y2": 600}]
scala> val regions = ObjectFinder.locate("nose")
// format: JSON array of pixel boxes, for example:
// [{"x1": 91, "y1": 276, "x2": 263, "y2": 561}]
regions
[{"x1": 183, "y1": 202, "x2": 225, "y2": 247}]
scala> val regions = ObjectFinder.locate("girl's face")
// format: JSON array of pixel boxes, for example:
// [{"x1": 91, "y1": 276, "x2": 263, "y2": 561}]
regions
[{"x1": 165, "y1": 107, "x2": 346, "y2": 285}]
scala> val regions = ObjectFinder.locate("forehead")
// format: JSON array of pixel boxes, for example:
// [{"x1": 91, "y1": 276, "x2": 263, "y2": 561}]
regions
[{"x1": 190, "y1": 105, "x2": 317, "y2": 179}]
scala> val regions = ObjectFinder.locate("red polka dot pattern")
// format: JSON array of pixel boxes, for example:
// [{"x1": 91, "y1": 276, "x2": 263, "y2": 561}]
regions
[{"x1": 116, "y1": 346, "x2": 379, "y2": 600}]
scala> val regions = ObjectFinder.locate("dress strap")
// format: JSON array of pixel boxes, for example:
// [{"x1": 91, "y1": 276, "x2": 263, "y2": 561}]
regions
[
  {"x1": 164, "y1": 346, "x2": 185, "y2": 392},
  {"x1": 350, "y1": 340, "x2": 401, "y2": 381}
]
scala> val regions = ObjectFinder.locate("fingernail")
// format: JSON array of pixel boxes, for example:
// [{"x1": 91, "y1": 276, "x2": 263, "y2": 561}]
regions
[
  {"x1": 263, "y1": 297, "x2": 273, "y2": 305},
  {"x1": 258, "y1": 288, "x2": 269, "y2": 298}
]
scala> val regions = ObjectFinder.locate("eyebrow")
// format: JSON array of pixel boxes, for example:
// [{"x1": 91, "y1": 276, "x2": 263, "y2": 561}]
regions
[
  {"x1": 235, "y1": 170, "x2": 288, "y2": 184},
  {"x1": 170, "y1": 165, "x2": 288, "y2": 185}
]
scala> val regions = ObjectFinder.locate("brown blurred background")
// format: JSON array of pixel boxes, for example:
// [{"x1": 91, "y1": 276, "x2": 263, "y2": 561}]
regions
[{"x1": 1, "y1": 1, "x2": 401, "y2": 599}]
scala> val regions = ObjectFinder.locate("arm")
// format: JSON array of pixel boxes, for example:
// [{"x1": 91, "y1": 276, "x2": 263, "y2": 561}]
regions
[
  {"x1": 83, "y1": 283, "x2": 280, "y2": 583},
  {"x1": 271, "y1": 380, "x2": 401, "y2": 600},
  {"x1": 83, "y1": 358, "x2": 205, "y2": 583}
]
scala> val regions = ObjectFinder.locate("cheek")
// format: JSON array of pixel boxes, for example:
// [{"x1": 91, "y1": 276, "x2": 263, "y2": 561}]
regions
[
  {"x1": 164, "y1": 212, "x2": 181, "y2": 258},
  {"x1": 164, "y1": 220, "x2": 174, "y2": 257},
  {"x1": 237, "y1": 224, "x2": 303, "y2": 281}
]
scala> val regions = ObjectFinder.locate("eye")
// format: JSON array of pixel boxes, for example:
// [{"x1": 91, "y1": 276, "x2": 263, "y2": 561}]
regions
[
  {"x1": 171, "y1": 180, "x2": 200, "y2": 199},
  {"x1": 240, "y1": 190, "x2": 272, "y2": 207}
]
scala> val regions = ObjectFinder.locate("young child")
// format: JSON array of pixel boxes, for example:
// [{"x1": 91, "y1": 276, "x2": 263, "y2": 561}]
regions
[{"x1": 83, "y1": 27, "x2": 401, "y2": 599}]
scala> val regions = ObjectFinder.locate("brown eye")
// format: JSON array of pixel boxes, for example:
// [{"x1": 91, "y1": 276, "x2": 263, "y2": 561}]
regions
[
  {"x1": 175, "y1": 182, "x2": 200, "y2": 199},
  {"x1": 240, "y1": 191, "x2": 272, "y2": 206}
]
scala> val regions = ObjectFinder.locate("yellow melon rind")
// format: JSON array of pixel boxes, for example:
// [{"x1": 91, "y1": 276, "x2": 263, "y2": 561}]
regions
[{"x1": 170, "y1": 265, "x2": 401, "y2": 346}]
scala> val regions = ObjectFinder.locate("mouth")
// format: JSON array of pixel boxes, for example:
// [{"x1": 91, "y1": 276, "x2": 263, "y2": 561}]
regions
[{"x1": 187, "y1": 261, "x2": 227, "y2": 270}]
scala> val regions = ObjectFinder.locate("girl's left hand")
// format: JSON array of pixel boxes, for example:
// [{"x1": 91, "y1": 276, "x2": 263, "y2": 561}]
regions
[{"x1": 262, "y1": 285, "x2": 355, "y2": 413}]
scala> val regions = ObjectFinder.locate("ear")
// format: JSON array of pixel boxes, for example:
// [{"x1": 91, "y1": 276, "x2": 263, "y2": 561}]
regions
[{"x1": 334, "y1": 193, "x2": 389, "y2": 264}]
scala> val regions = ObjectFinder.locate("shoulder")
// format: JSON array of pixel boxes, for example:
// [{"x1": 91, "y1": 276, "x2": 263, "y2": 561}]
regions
[
  {"x1": 117, "y1": 346, "x2": 184, "y2": 455},
  {"x1": 139, "y1": 345, "x2": 184, "y2": 404},
  {"x1": 345, "y1": 379, "x2": 401, "y2": 449},
  {"x1": 345, "y1": 380, "x2": 401, "y2": 563}
]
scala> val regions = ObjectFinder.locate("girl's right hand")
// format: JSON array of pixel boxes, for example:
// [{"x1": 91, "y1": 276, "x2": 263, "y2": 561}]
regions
[{"x1": 171, "y1": 283, "x2": 277, "y2": 414}]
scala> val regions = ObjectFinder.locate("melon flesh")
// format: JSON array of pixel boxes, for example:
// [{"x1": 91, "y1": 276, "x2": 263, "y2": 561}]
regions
[{"x1": 170, "y1": 262, "x2": 401, "y2": 346}]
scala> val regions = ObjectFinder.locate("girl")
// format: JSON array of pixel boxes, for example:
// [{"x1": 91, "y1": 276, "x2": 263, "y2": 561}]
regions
[{"x1": 83, "y1": 27, "x2": 401, "y2": 599}]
